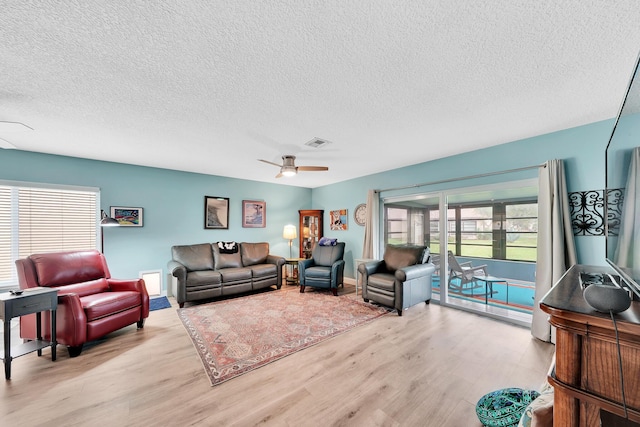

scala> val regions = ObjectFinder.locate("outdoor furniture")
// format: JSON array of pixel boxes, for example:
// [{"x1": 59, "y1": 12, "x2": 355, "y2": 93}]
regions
[
  {"x1": 447, "y1": 251, "x2": 498, "y2": 302},
  {"x1": 471, "y1": 275, "x2": 508, "y2": 304}
]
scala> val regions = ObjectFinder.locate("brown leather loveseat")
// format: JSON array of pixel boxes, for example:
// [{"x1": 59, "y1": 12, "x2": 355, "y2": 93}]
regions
[{"x1": 15, "y1": 250, "x2": 150, "y2": 357}]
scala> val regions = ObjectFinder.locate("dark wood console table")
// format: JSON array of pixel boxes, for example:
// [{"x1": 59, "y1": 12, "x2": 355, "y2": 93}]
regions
[
  {"x1": 540, "y1": 264, "x2": 640, "y2": 426},
  {"x1": 0, "y1": 287, "x2": 57, "y2": 380}
]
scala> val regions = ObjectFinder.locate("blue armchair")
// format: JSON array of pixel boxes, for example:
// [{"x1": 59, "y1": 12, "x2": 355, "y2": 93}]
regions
[{"x1": 298, "y1": 242, "x2": 345, "y2": 295}]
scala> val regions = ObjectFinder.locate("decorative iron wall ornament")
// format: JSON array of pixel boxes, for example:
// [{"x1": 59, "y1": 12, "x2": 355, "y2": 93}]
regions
[
  {"x1": 606, "y1": 188, "x2": 624, "y2": 237},
  {"x1": 569, "y1": 190, "x2": 605, "y2": 236},
  {"x1": 568, "y1": 189, "x2": 624, "y2": 236}
]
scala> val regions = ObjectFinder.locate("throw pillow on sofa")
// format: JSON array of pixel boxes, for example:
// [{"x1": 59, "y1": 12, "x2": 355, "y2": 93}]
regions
[
  {"x1": 212, "y1": 242, "x2": 242, "y2": 269},
  {"x1": 318, "y1": 237, "x2": 338, "y2": 246}
]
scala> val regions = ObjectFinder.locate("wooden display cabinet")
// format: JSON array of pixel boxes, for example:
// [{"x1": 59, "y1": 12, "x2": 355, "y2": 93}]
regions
[{"x1": 299, "y1": 210, "x2": 323, "y2": 259}]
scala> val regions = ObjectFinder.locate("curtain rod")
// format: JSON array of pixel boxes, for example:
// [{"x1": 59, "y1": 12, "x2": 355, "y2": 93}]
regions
[{"x1": 376, "y1": 163, "x2": 546, "y2": 194}]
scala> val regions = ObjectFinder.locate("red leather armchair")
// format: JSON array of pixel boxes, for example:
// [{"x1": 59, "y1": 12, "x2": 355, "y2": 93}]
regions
[{"x1": 15, "y1": 250, "x2": 149, "y2": 357}]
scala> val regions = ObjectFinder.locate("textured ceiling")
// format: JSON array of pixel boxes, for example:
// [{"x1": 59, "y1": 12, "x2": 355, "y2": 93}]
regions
[{"x1": 1, "y1": 1, "x2": 640, "y2": 188}]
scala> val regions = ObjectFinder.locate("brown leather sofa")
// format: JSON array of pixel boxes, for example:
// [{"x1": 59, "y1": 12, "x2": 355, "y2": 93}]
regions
[
  {"x1": 359, "y1": 244, "x2": 435, "y2": 315},
  {"x1": 168, "y1": 242, "x2": 285, "y2": 307},
  {"x1": 15, "y1": 250, "x2": 150, "y2": 357}
]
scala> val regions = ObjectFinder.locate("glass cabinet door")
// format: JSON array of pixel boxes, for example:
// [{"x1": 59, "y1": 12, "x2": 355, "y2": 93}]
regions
[{"x1": 299, "y1": 209, "x2": 323, "y2": 259}]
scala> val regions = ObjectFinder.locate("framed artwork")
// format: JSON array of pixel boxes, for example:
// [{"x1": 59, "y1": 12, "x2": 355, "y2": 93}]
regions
[
  {"x1": 242, "y1": 200, "x2": 266, "y2": 228},
  {"x1": 330, "y1": 209, "x2": 348, "y2": 231},
  {"x1": 204, "y1": 196, "x2": 229, "y2": 229},
  {"x1": 110, "y1": 206, "x2": 144, "y2": 227}
]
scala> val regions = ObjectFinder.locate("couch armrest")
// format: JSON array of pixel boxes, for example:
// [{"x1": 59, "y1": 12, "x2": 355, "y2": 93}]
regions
[
  {"x1": 109, "y1": 278, "x2": 150, "y2": 319},
  {"x1": 167, "y1": 260, "x2": 187, "y2": 280},
  {"x1": 56, "y1": 293, "x2": 87, "y2": 347},
  {"x1": 299, "y1": 258, "x2": 314, "y2": 269},
  {"x1": 330, "y1": 259, "x2": 346, "y2": 288},
  {"x1": 297, "y1": 258, "x2": 314, "y2": 285},
  {"x1": 266, "y1": 254, "x2": 285, "y2": 267},
  {"x1": 109, "y1": 278, "x2": 145, "y2": 293},
  {"x1": 358, "y1": 260, "x2": 384, "y2": 278},
  {"x1": 395, "y1": 263, "x2": 435, "y2": 282}
]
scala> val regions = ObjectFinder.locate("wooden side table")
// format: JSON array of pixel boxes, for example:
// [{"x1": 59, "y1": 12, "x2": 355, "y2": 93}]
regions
[
  {"x1": 0, "y1": 287, "x2": 58, "y2": 380},
  {"x1": 284, "y1": 258, "x2": 305, "y2": 285}
]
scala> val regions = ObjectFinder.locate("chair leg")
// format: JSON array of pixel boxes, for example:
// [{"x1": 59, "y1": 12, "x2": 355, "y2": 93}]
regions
[
  {"x1": 425, "y1": 299, "x2": 430, "y2": 304},
  {"x1": 397, "y1": 309, "x2": 403, "y2": 316},
  {"x1": 299, "y1": 285, "x2": 305, "y2": 293},
  {"x1": 331, "y1": 288, "x2": 337, "y2": 296},
  {"x1": 67, "y1": 345, "x2": 83, "y2": 358}
]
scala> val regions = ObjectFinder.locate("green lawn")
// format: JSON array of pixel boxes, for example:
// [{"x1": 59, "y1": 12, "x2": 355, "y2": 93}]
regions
[{"x1": 390, "y1": 238, "x2": 537, "y2": 262}]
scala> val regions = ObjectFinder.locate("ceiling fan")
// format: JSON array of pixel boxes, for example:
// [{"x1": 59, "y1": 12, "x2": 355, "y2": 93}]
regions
[{"x1": 258, "y1": 155, "x2": 329, "y2": 178}]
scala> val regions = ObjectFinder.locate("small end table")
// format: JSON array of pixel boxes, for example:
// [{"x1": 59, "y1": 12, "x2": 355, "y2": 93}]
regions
[
  {"x1": 0, "y1": 287, "x2": 58, "y2": 380},
  {"x1": 472, "y1": 275, "x2": 506, "y2": 304},
  {"x1": 284, "y1": 258, "x2": 305, "y2": 285}
]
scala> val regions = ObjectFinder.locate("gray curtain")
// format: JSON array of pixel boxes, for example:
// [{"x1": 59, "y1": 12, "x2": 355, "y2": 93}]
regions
[
  {"x1": 362, "y1": 189, "x2": 380, "y2": 259},
  {"x1": 614, "y1": 147, "x2": 640, "y2": 268},
  {"x1": 531, "y1": 159, "x2": 577, "y2": 342}
]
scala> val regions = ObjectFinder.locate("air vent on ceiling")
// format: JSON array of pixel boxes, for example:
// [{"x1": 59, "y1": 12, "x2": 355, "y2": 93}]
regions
[{"x1": 305, "y1": 137, "x2": 332, "y2": 148}]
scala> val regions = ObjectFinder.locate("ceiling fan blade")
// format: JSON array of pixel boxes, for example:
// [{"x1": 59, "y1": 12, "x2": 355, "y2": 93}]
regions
[
  {"x1": 297, "y1": 166, "x2": 329, "y2": 172},
  {"x1": 275, "y1": 172, "x2": 284, "y2": 178},
  {"x1": 258, "y1": 159, "x2": 282, "y2": 167}
]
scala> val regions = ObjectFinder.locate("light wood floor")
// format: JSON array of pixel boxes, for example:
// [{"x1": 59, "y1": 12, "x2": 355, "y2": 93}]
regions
[{"x1": 0, "y1": 284, "x2": 554, "y2": 427}]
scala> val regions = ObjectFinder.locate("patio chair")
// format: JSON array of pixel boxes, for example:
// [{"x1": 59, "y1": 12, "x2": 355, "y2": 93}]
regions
[{"x1": 447, "y1": 251, "x2": 491, "y2": 296}]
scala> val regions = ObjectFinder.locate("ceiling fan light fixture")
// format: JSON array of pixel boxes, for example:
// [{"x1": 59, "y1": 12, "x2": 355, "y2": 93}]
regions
[{"x1": 281, "y1": 166, "x2": 297, "y2": 177}]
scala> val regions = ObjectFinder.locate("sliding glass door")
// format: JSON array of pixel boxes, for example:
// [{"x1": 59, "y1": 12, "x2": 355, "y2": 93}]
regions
[{"x1": 382, "y1": 179, "x2": 538, "y2": 325}]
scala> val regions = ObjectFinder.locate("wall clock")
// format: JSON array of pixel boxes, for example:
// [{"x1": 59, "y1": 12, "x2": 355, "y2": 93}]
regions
[{"x1": 354, "y1": 203, "x2": 367, "y2": 226}]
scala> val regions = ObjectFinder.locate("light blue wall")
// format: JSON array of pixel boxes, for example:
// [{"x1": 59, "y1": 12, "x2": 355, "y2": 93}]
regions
[
  {"x1": 0, "y1": 150, "x2": 311, "y2": 285},
  {"x1": 312, "y1": 119, "x2": 617, "y2": 277},
  {"x1": 1, "y1": 115, "x2": 636, "y2": 287}
]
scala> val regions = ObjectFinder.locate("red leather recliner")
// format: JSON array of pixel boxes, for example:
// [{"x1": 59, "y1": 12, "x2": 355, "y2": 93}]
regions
[{"x1": 15, "y1": 250, "x2": 149, "y2": 357}]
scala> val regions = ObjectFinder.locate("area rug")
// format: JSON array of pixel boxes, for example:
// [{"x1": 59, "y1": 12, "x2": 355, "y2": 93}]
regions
[
  {"x1": 177, "y1": 290, "x2": 390, "y2": 386},
  {"x1": 149, "y1": 296, "x2": 171, "y2": 311}
]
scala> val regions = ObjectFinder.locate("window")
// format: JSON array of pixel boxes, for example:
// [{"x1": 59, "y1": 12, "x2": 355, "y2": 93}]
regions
[
  {"x1": 0, "y1": 182, "x2": 99, "y2": 287},
  {"x1": 446, "y1": 200, "x2": 537, "y2": 262},
  {"x1": 384, "y1": 205, "x2": 428, "y2": 246},
  {"x1": 383, "y1": 191, "x2": 537, "y2": 262},
  {"x1": 505, "y1": 203, "x2": 538, "y2": 261}
]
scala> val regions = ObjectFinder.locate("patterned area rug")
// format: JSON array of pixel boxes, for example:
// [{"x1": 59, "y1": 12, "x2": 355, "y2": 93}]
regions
[{"x1": 177, "y1": 290, "x2": 390, "y2": 386}]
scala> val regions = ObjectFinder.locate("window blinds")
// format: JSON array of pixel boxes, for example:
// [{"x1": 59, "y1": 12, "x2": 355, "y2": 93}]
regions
[
  {"x1": 0, "y1": 186, "x2": 11, "y2": 282},
  {"x1": 0, "y1": 184, "x2": 98, "y2": 284}
]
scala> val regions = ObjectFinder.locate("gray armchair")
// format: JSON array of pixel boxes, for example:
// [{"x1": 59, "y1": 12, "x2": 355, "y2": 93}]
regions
[
  {"x1": 298, "y1": 242, "x2": 345, "y2": 295},
  {"x1": 359, "y1": 244, "x2": 435, "y2": 315}
]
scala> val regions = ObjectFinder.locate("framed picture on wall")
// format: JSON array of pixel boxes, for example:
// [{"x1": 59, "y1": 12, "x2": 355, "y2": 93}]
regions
[
  {"x1": 330, "y1": 209, "x2": 348, "y2": 231},
  {"x1": 204, "y1": 196, "x2": 229, "y2": 229},
  {"x1": 110, "y1": 206, "x2": 144, "y2": 227},
  {"x1": 242, "y1": 200, "x2": 266, "y2": 228}
]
